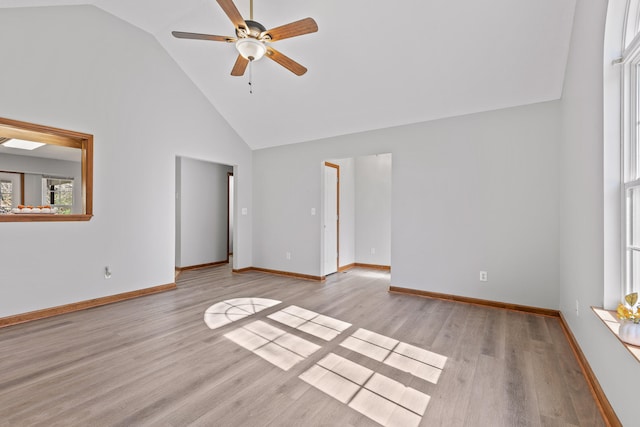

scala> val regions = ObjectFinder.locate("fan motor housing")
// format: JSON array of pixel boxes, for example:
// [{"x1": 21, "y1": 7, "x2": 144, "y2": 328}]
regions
[{"x1": 237, "y1": 20, "x2": 268, "y2": 39}]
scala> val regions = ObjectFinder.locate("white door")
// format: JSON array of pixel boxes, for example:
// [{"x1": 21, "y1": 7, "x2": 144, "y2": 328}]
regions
[{"x1": 324, "y1": 163, "x2": 339, "y2": 275}]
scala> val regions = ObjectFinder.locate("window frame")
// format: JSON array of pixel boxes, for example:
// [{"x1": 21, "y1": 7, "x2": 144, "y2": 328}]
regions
[{"x1": 621, "y1": 27, "x2": 640, "y2": 297}]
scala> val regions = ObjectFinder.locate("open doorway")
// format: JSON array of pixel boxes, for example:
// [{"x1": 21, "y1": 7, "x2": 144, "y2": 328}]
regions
[
  {"x1": 175, "y1": 156, "x2": 235, "y2": 272},
  {"x1": 322, "y1": 153, "x2": 391, "y2": 276}
]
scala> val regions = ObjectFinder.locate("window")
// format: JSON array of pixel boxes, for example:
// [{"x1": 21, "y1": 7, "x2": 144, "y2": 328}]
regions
[
  {"x1": 622, "y1": 1, "x2": 640, "y2": 297},
  {"x1": 624, "y1": 0, "x2": 640, "y2": 48},
  {"x1": 42, "y1": 177, "x2": 73, "y2": 214},
  {"x1": 0, "y1": 179, "x2": 12, "y2": 213}
]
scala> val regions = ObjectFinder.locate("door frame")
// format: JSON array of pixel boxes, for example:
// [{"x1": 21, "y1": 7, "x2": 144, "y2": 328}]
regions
[
  {"x1": 324, "y1": 162, "x2": 340, "y2": 275},
  {"x1": 175, "y1": 156, "x2": 236, "y2": 272},
  {"x1": 227, "y1": 171, "x2": 233, "y2": 259}
]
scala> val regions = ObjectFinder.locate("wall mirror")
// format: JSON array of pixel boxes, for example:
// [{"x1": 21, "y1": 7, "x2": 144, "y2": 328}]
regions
[{"x1": 0, "y1": 117, "x2": 93, "y2": 222}]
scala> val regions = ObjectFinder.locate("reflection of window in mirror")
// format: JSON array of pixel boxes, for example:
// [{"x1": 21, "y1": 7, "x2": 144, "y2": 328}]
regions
[
  {"x1": 0, "y1": 179, "x2": 13, "y2": 213},
  {"x1": 43, "y1": 177, "x2": 74, "y2": 214},
  {"x1": 0, "y1": 171, "x2": 22, "y2": 211},
  {"x1": 0, "y1": 117, "x2": 93, "y2": 222}
]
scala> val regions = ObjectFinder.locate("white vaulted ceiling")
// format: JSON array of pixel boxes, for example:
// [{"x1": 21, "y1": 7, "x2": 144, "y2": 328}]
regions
[{"x1": 0, "y1": 0, "x2": 576, "y2": 149}]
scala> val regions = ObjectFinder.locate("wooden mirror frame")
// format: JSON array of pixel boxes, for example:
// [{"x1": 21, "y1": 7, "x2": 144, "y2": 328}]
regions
[{"x1": 0, "y1": 117, "x2": 93, "y2": 222}]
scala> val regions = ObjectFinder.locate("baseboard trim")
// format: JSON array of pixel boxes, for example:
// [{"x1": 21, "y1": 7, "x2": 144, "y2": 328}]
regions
[
  {"x1": 176, "y1": 260, "x2": 228, "y2": 272},
  {"x1": 339, "y1": 263, "x2": 391, "y2": 272},
  {"x1": 355, "y1": 263, "x2": 391, "y2": 271},
  {"x1": 233, "y1": 267, "x2": 324, "y2": 282},
  {"x1": 558, "y1": 313, "x2": 621, "y2": 427},
  {"x1": 338, "y1": 263, "x2": 355, "y2": 272},
  {"x1": 232, "y1": 264, "x2": 389, "y2": 279},
  {"x1": 0, "y1": 282, "x2": 177, "y2": 329},
  {"x1": 388, "y1": 286, "x2": 560, "y2": 317}
]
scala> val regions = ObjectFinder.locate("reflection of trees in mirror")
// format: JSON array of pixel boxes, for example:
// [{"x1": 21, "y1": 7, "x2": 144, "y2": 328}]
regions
[{"x1": 0, "y1": 180, "x2": 12, "y2": 213}]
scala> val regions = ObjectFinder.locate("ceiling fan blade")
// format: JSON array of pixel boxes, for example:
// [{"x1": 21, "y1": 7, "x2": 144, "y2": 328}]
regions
[
  {"x1": 231, "y1": 55, "x2": 250, "y2": 76},
  {"x1": 216, "y1": 0, "x2": 247, "y2": 30},
  {"x1": 266, "y1": 47, "x2": 307, "y2": 76},
  {"x1": 172, "y1": 31, "x2": 235, "y2": 42},
  {"x1": 262, "y1": 17, "x2": 318, "y2": 42}
]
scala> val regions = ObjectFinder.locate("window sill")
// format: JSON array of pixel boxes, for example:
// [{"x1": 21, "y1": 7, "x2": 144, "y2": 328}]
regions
[
  {"x1": 0, "y1": 214, "x2": 92, "y2": 222},
  {"x1": 592, "y1": 307, "x2": 640, "y2": 362}
]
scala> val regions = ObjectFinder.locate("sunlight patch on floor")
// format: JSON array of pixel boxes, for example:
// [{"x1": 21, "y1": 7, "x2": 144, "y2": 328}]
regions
[
  {"x1": 203, "y1": 297, "x2": 281, "y2": 330},
  {"x1": 340, "y1": 328, "x2": 447, "y2": 384},
  {"x1": 224, "y1": 320, "x2": 321, "y2": 371},
  {"x1": 356, "y1": 270, "x2": 390, "y2": 279},
  {"x1": 300, "y1": 353, "x2": 430, "y2": 427},
  {"x1": 268, "y1": 305, "x2": 352, "y2": 341},
  {"x1": 205, "y1": 298, "x2": 447, "y2": 427}
]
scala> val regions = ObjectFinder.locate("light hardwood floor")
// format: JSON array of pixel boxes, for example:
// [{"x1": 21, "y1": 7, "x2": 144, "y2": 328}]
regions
[{"x1": 0, "y1": 265, "x2": 605, "y2": 426}]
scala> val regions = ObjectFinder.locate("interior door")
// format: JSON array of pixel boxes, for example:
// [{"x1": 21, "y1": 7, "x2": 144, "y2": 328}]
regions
[{"x1": 324, "y1": 162, "x2": 339, "y2": 275}]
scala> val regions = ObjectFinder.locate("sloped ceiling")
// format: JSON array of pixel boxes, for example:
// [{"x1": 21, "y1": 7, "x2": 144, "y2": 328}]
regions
[{"x1": 0, "y1": 0, "x2": 576, "y2": 149}]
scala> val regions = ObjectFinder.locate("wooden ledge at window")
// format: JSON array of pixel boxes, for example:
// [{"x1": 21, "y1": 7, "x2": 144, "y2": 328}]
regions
[
  {"x1": 0, "y1": 214, "x2": 92, "y2": 222},
  {"x1": 592, "y1": 307, "x2": 640, "y2": 362}
]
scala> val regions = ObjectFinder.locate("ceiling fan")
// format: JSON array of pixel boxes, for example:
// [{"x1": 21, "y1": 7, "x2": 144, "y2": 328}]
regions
[{"x1": 172, "y1": 0, "x2": 318, "y2": 77}]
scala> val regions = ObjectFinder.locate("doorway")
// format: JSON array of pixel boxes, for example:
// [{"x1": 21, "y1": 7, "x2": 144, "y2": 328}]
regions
[
  {"x1": 321, "y1": 154, "x2": 392, "y2": 275},
  {"x1": 324, "y1": 162, "x2": 339, "y2": 276},
  {"x1": 175, "y1": 156, "x2": 235, "y2": 270}
]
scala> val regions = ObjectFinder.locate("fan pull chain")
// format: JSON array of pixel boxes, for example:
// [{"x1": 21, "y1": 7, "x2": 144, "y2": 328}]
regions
[{"x1": 248, "y1": 60, "x2": 254, "y2": 94}]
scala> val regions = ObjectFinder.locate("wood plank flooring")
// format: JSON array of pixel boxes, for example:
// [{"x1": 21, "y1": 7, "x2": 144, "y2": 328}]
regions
[{"x1": 0, "y1": 264, "x2": 605, "y2": 426}]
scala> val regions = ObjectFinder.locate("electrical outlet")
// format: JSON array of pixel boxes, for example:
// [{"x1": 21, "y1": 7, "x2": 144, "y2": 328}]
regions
[
  {"x1": 576, "y1": 300, "x2": 579, "y2": 317},
  {"x1": 371, "y1": 247, "x2": 376, "y2": 255},
  {"x1": 286, "y1": 252, "x2": 291, "y2": 260},
  {"x1": 479, "y1": 271, "x2": 488, "y2": 282},
  {"x1": 104, "y1": 266, "x2": 112, "y2": 279}
]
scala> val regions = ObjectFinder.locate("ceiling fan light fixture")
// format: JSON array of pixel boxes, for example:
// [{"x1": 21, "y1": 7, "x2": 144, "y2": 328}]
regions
[
  {"x1": 236, "y1": 38, "x2": 266, "y2": 61},
  {"x1": 171, "y1": 0, "x2": 317, "y2": 77}
]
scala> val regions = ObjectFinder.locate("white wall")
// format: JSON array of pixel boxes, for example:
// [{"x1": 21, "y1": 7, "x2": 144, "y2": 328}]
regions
[
  {"x1": 355, "y1": 153, "x2": 392, "y2": 266},
  {"x1": 0, "y1": 6, "x2": 252, "y2": 318},
  {"x1": 176, "y1": 157, "x2": 232, "y2": 268},
  {"x1": 559, "y1": 0, "x2": 639, "y2": 424},
  {"x1": 253, "y1": 101, "x2": 561, "y2": 308},
  {"x1": 23, "y1": 174, "x2": 43, "y2": 207}
]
